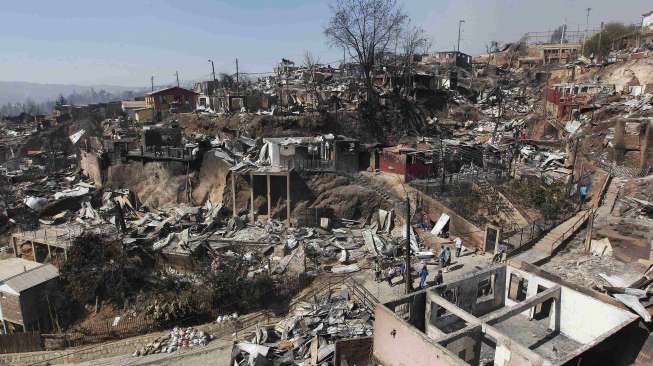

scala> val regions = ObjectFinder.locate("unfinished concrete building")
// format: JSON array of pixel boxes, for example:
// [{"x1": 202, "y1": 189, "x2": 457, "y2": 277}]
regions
[{"x1": 373, "y1": 262, "x2": 638, "y2": 366}]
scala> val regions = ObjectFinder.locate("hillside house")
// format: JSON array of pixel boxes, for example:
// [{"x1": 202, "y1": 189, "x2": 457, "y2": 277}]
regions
[{"x1": 0, "y1": 258, "x2": 59, "y2": 334}]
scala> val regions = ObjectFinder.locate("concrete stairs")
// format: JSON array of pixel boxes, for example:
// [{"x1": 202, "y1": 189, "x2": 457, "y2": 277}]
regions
[{"x1": 514, "y1": 209, "x2": 590, "y2": 264}]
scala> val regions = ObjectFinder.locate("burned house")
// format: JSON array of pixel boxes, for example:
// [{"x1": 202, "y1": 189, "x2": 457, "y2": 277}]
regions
[
  {"x1": 380, "y1": 144, "x2": 433, "y2": 182},
  {"x1": 423, "y1": 51, "x2": 473, "y2": 71},
  {"x1": 373, "y1": 262, "x2": 639, "y2": 366},
  {"x1": 121, "y1": 100, "x2": 147, "y2": 120},
  {"x1": 259, "y1": 135, "x2": 360, "y2": 173},
  {"x1": 545, "y1": 82, "x2": 615, "y2": 120},
  {"x1": 144, "y1": 86, "x2": 198, "y2": 118},
  {"x1": 142, "y1": 126, "x2": 182, "y2": 150},
  {"x1": 0, "y1": 258, "x2": 59, "y2": 334}
]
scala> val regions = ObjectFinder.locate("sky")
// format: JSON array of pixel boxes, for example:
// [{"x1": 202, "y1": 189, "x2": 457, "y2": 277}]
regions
[{"x1": 0, "y1": 0, "x2": 650, "y2": 87}]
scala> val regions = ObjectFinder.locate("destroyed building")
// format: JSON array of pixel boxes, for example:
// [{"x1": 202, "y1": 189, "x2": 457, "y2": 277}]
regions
[
  {"x1": 373, "y1": 263, "x2": 640, "y2": 366},
  {"x1": 144, "y1": 86, "x2": 199, "y2": 119}
]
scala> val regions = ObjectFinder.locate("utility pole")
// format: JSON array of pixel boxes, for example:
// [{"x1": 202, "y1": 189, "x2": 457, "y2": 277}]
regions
[
  {"x1": 175, "y1": 71, "x2": 180, "y2": 87},
  {"x1": 235, "y1": 58, "x2": 240, "y2": 95},
  {"x1": 208, "y1": 59, "x2": 217, "y2": 82},
  {"x1": 404, "y1": 195, "x2": 412, "y2": 294},
  {"x1": 597, "y1": 22, "x2": 604, "y2": 63},
  {"x1": 581, "y1": 8, "x2": 592, "y2": 55},
  {"x1": 150, "y1": 76, "x2": 154, "y2": 92},
  {"x1": 456, "y1": 20, "x2": 465, "y2": 52}
]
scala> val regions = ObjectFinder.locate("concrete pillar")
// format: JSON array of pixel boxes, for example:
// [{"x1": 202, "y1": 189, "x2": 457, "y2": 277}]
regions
[
  {"x1": 613, "y1": 119, "x2": 626, "y2": 163},
  {"x1": 31, "y1": 242, "x2": 36, "y2": 262},
  {"x1": 47, "y1": 244, "x2": 52, "y2": 261},
  {"x1": 286, "y1": 173, "x2": 291, "y2": 227},
  {"x1": 640, "y1": 120, "x2": 653, "y2": 170},
  {"x1": 231, "y1": 172, "x2": 237, "y2": 217},
  {"x1": 250, "y1": 173, "x2": 255, "y2": 223},
  {"x1": 266, "y1": 174, "x2": 271, "y2": 221},
  {"x1": 550, "y1": 298, "x2": 561, "y2": 332}
]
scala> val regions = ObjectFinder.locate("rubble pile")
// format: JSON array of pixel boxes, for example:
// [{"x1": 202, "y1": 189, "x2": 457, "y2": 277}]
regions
[
  {"x1": 599, "y1": 265, "x2": 653, "y2": 323},
  {"x1": 232, "y1": 288, "x2": 373, "y2": 365},
  {"x1": 132, "y1": 326, "x2": 211, "y2": 357}
]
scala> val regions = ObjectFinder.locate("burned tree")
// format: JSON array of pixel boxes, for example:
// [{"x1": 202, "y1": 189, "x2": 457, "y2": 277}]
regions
[
  {"x1": 302, "y1": 50, "x2": 322, "y2": 108},
  {"x1": 324, "y1": 0, "x2": 407, "y2": 103},
  {"x1": 398, "y1": 24, "x2": 430, "y2": 96}
]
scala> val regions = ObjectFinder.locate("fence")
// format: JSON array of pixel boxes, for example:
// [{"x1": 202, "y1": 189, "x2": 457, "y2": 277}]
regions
[
  {"x1": 0, "y1": 332, "x2": 42, "y2": 354},
  {"x1": 292, "y1": 159, "x2": 336, "y2": 172},
  {"x1": 294, "y1": 207, "x2": 335, "y2": 227},
  {"x1": 504, "y1": 209, "x2": 579, "y2": 256},
  {"x1": 42, "y1": 316, "x2": 159, "y2": 350},
  {"x1": 35, "y1": 273, "x2": 312, "y2": 351},
  {"x1": 126, "y1": 146, "x2": 198, "y2": 162}
]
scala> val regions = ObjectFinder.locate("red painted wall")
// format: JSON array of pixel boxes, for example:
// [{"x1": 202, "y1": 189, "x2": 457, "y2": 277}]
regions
[{"x1": 380, "y1": 150, "x2": 432, "y2": 182}]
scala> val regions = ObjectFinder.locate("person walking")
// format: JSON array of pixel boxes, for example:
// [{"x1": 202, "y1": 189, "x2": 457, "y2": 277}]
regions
[
  {"x1": 373, "y1": 259, "x2": 381, "y2": 282},
  {"x1": 419, "y1": 264, "x2": 429, "y2": 289},
  {"x1": 579, "y1": 184, "x2": 589, "y2": 207},
  {"x1": 454, "y1": 237, "x2": 462, "y2": 257},
  {"x1": 493, "y1": 243, "x2": 506, "y2": 263},
  {"x1": 439, "y1": 246, "x2": 446, "y2": 268},
  {"x1": 443, "y1": 247, "x2": 451, "y2": 272}
]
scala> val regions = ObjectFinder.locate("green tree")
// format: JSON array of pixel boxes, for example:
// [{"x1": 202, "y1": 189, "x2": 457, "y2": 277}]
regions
[{"x1": 583, "y1": 22, "x2": 637, "y2": 59}]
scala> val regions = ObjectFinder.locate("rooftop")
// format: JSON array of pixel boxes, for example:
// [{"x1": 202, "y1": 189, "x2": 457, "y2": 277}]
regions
[
  {"x1": 145, "y1": 86, "x2": 198, "y2": 97},
  {"x1": 0, "y1": 258, "x2": 59, "y2": 294}
]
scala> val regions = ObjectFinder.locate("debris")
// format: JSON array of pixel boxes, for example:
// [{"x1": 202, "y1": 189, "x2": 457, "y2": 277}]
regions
[
  {"x1": 431, "y1": 213, "x2": 450, "y2": 236},
  {"x1": 600, "y1": 273, "x2": 652, "y2": 322},
  {"x1": 231, "y1": 287, "x2": 373, "y2": 364},
  {"x1": 330, "y1": 263, "x2": 360, "y2": 273},
  {"x1": 589, "y1": 238, "x2": 613, "y2": 257},
  {"x1": 133, "y1": 327, "x2": 210, "y2": 357}
]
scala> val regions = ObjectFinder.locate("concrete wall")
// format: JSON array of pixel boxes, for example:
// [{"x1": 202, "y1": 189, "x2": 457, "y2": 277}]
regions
[
  {"x1": 373, "y1": 305, "x2": 468, "y2": 366},
  {"x1": 505, "y1": 267, "x2": 636, "y2": 345},
  {"x1": 430, "y1": 266, "x2": 506, "y2": 318},
  {"x1": 438, "y1": 327, "x2": 482, "y2": 365},
  {"x1": 419, "y1": 192, "x2": 485, "y2": 249},
  {"x1": 79, "y1": 150, "x2": 104, "y2": 188}
]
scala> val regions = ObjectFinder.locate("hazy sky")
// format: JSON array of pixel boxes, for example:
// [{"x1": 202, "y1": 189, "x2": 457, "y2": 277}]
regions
[{"x1": 0, "y1": 0, "x2": 650, "y2": 87}]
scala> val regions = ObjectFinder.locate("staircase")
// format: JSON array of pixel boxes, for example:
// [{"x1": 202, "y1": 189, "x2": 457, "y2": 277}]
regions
[
  {"x1": 348, "y1": 173, "x2": 398, "y2": 204},
  {"x1": 513, "y1": 209, "x2": 590, "y2": 264}
]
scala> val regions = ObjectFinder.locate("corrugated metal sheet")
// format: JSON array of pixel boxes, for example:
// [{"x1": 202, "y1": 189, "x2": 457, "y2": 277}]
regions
[{"x1": 2, "y1": 264, "x2": 59, "y2": 293}]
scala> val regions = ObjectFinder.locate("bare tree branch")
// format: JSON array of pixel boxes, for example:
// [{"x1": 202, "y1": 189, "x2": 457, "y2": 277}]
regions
[{"x1": 324, "y1": 0, "x2": 408, "y2": 102}]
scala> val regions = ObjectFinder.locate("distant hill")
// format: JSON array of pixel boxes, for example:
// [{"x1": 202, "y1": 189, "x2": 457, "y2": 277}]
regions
[{"x1": 0, "y1": 81, "x2": 145, "y2": 105}]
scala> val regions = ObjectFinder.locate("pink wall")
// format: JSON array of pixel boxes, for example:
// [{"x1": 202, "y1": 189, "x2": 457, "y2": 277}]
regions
[{"x1": 373, "y1": 305, "x2": 467, "y2": 366}]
